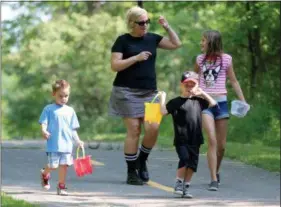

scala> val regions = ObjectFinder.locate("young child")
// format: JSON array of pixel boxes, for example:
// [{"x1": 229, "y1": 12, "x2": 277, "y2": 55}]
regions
[
  {"x1": 159, "y1": 71, "x2": 216, "y2": 198},
  {"x1": 39, "y1": 80, "x2": 84, "y2": 196}
]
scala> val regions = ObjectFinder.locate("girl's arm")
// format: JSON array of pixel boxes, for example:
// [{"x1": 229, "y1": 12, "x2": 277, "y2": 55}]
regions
[
  {"x1": 159, "y1": 91, "x2": 168, "y2": 115},
  {"x1": 227, "y1": 63, "x2": 246, "y2": 102}
]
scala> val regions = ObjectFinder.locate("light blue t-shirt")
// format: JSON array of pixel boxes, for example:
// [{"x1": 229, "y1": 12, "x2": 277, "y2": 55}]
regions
[{"x1": 39, "y1": 103, "x2": 80, "y2": 153}]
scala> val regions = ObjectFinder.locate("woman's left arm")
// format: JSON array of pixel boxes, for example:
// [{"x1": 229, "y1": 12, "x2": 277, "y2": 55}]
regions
[
  {"x1": 158, "y1": 16, "x2": 181, "y2": 50},
  {"x1": 227, "y1": 63, "x2": 246, "y2": 102}
]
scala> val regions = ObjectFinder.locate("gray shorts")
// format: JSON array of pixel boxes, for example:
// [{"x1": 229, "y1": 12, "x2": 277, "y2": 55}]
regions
[{"x1": 108, "y1": 86, "x2": 159, "y2": 118}]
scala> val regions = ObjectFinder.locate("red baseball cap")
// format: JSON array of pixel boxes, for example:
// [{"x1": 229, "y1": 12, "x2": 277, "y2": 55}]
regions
[{"x1": 181, "y1": 71, "x2": 199, "y2": 84}]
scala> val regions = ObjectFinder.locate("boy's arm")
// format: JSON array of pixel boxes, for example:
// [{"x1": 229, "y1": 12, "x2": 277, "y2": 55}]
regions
[
  {"x1": 70, "y1": 109, "x2": 83, "y2": 147},
  {"x1": 72, "y1": 130, "x2": 84, "y2": 147},
  {"x1": 41, "y1": 124, "x2": 50, "y2": 140},
  {"x1": 159, "y1": 91, "x2": 168, "y2": 115},
  {"x1": 41, "y1": 123, "x2": 47, "y2": 132},
  {"x1": 191, "y1": 87, "x2": 217, "y2": 107},
  {"x1": 200, "y1": 90, "x2": 217, "y2": 107},
  {"x1": 39, "y1": 107, "x2": 50, "y2": 140}
]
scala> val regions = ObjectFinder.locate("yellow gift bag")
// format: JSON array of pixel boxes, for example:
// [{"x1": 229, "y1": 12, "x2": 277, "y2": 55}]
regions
[{"x1": 144, "y1": 93, "x2": 163, "y2": 124}]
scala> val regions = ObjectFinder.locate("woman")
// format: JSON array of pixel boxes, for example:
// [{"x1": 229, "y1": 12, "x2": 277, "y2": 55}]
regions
[{"x1": 109, "y1": 6, "x2": 181, "y2": 185}]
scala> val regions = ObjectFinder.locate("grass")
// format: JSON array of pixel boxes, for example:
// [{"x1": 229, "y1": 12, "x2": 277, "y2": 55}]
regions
[
  {"x1": 1, "y1": 192, "x2": 39, "y2": 207},
  {"x1": 159, "y1": 138, "x2": 280, "y2": 173},
  {"x1": 220, "y1": 142, "x2": 280, "y2": 172},
  {"x1": 84, "y1": 132, "x2": 280, "y2": 173},
  {"x1": 198, "y1": 142, "x2": 280, "y2": 172}
]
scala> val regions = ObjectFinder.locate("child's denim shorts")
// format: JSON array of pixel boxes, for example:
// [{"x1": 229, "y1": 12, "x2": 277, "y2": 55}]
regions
[
  {"x1": 202, "y1": 95, "x2": 229, "y2": 120},
  {"x1": 46, "y1": 152, "x2": 73, "y2": 168}
]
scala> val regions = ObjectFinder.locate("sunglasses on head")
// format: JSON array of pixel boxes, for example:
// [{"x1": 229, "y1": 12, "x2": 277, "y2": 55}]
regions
[{"x1": 135, "y1": 19, "x2": 150, "y2": 26}]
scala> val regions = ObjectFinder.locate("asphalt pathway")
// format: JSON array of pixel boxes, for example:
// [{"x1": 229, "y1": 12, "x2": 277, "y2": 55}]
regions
[{"x1": 2, "y1": 147, "x2": 280, "y2": 207}]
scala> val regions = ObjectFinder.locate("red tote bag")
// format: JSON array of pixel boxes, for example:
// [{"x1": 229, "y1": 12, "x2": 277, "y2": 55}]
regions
[{"x1": 73, "y1": 146, "x2": 93, "y2": 177}]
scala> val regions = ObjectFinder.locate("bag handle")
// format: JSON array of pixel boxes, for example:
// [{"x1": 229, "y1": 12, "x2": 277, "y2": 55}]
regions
[
  {"x1": 151, "y1": 92, "x2": 161, "y2": 103},
  {"x1": 76, "y1": 145, "x2": 85, "y2": 159}
]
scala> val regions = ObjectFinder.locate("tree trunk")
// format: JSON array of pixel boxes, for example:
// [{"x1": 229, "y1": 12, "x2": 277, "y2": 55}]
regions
[
  {"x1": 86, "y1": 1, "x2": 102, "y2": 15},
  {"x1": 137, "y1": 1, "x2": 143, "y2": 8},
  {"x1": 246, "y1": 2, "x2": 261, "y2": 99},
  {"x1": 86, "y1": 2, "x2": 94, "y2": 14}
]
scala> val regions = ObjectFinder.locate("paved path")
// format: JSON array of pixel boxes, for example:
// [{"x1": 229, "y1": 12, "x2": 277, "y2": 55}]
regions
[{"x1": 2, "y1": 146, "x2": 280, "y2": 207}]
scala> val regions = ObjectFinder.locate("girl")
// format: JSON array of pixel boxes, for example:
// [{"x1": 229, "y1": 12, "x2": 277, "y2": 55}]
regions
[{"x1": 194, "y1": 30, "x2": 247, "y2": 191}]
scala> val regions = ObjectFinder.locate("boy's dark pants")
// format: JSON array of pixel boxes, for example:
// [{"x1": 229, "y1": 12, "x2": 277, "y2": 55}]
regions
[{"x1": 175, "y1": 145, "x2": 200, "y2": 172}]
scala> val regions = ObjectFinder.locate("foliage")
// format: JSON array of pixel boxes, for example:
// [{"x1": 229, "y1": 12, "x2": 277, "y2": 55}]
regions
[
  {"x1": 2, "y1": 2, "x2": 280, "y2": 148},
  {"x1": 1, "y1": 192, "x2": 39, "y2": 207}
]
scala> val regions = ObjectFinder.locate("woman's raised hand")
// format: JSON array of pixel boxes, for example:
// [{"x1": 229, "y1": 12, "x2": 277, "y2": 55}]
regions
[{"x1": 158, "y1": 16, "x2": 169, "y2": 29}]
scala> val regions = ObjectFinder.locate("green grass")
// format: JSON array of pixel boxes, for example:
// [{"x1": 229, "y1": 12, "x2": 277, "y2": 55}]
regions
[
  {"x1": 85, "y1": 133, "x2": 280, "y2": 173},
  {"x1": 169, "y1": 142, "x2": 280, "y2": 172},
  {"x1": 220, "y1": 142, "x2": 280, "y2": 172},
  {"x1": 1, "y1": 192, "x2": 39, "y2": 207},
  {"x1": 158, "y1": 137, "x2": 280, "y2": 173}
]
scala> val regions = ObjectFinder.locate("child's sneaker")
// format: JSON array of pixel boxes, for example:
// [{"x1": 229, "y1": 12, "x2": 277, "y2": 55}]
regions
[
  {"x1": 57, "y1": 183, "x2": 68, "y2": 196},
  {"x1": 208, "y1": 181, "x2": 218, "y2": 191},
  {"x1": 40, "y1": 169, "x2": 50, "y2": 190},
  {"x1": 174, "y1": 179, "x2": 184, "y2": 196},
  {"x1": 216, "y1": 173, "x2": 220, "y2": 185},
  {"x1": 183, "y1": 184, "x2": 193, "y2": 198}
]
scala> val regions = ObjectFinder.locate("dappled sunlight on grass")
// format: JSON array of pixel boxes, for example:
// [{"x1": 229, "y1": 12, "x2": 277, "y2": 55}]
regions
[
  {"x1": 1, "y1": 191, "x2": 39, "y2": 207},
  {"x1": 224, "y1": 142, "x2": 280, "y2": 172}
]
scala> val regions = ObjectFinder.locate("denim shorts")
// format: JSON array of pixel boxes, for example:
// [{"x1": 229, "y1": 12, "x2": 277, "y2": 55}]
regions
[
  {"x1": 202, "y1": 98, "x2": 230, "y2": 120},
  {"x1": 46, "y1": 152, "x2": 73, "y2": 168}
]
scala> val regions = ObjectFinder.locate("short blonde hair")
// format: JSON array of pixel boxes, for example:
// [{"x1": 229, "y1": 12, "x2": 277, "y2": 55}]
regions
[
  {"x1": 52, "y1": 80, "x2": 70, "y2": 93},
  {"x1": 126, "y1": 6, "x2": 148, "y2": 31}
]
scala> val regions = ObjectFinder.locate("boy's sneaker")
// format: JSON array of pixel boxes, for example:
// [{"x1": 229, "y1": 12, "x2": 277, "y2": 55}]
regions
[
  {"x1": 216, "y1": 173, "x2": 220, "y2": 185},
  {"x1": 183, "y1": 184, "x2": 193, "y2": 198},
  {"x1": 208, "y1": 181, "x2": 219, "y2": 191},
  {"x1": 57, "y1": 184, "x2": 68, "y2": 196},
  {"x1": 40, "y1": 169, "x2": 50, "y2": 190},
  {"x1": 174, "y1": 179, "x2": 184, "y2": 196},
  {"x1": 127, "y1": 170, "x2": 143, "y2": 185}
]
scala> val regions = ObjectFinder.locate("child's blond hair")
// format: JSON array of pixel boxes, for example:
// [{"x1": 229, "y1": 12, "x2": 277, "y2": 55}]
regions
[{"x1": 52, "y1": 80, "x2": 70, "y2": 93}]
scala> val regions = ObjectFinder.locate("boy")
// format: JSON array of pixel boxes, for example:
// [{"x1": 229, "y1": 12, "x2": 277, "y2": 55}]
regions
[
  {"x1": 39, "y1": 80, "x2": 84, "y2": 196},
  {"x1": 159, "y1": 71, "x2": 216, "y2": 198}
]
